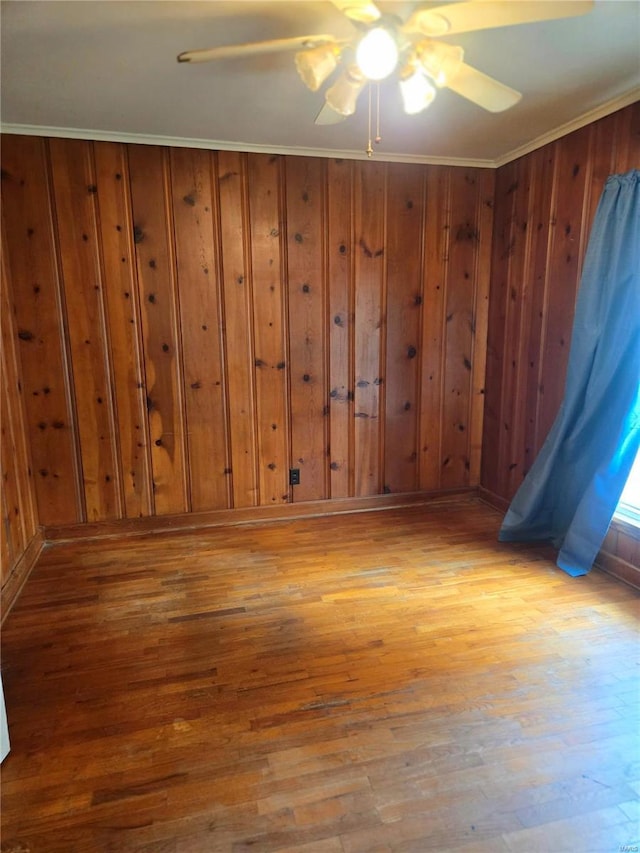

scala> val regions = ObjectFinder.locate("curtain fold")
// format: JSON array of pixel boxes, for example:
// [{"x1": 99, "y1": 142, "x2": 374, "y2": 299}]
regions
[{"x1": 499, "y1": 169, "x2": 640, "y2": 576}]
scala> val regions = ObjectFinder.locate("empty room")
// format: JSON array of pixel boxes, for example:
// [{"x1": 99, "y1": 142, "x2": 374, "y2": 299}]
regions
[{"x1": 1, "y1": 1, "x2": 639, "y2": 851}]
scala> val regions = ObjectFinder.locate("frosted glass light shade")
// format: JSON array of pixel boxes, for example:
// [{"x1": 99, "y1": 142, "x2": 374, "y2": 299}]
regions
[
  {"x1": 295, "y1": 44, "x2": 339, "y2": 92},
  {"x1": 417, "y1": 40, "x2": 464, "y2": 87},
  {"x1": 400, "y1": 71, "x2": 436, "y2": 114},
  {"x1": 355, "y1": 27, "x2": 398, "y2": 81},
  {"x1": 325, "y1": 66, "x2": 366, "y2": 116}
]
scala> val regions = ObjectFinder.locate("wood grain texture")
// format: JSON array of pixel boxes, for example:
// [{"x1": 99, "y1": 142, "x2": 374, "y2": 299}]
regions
[
  {"x1": 94, "y1": 142, "x2": 153, "y2": 520},
  {"x1": 353, "y1": 161, "x2": 386, "y2": 496},
  {"x1": 217, "y1": 150, "x2": 259, "y2": 508},
  {"x1": 48, "y1": 139, "x2": 123, "y2": 521},
  {"x1": 248, "y1": 154, "x2": 289, "y2": 506},
  {"x1": 1, "y1": 138, "x2": 498, "y2": 529},
  {"x1": 1, "y1": 103, "x2": 636, "y2": 554},
  {"x1": 383, "y1": 163, "x2": 424, "y2": 495},
  {"x1": 1, "y1": 248, "x2": 38, "y2": 594},
  {"x1": 0, "y1": 529, "x2": 44, "y2": 623},
  {"x1": 286, "y1": 156, "x2": 329, "y2": 502},
  {"x1": 442, "y1": 168, "x2": 492, "y2": 491},
  {"x1": 482, "y1": 102, "x2": 640, "y2": 506},
  {"x1": 419, "y1": 166, "x2": 451, "y2": 491},
  {"x1": 598, "y1": 521, "x2": 640, "y2": 589},
  {"x1": 469, "y1": 170, "x2": 494, "y2": 486},
  {"x1": 2, "y1": 500, "x2": 638, "y2": 851},
  {"x1": 170, "y1": 147, "x2": 230, "y2": 512},
  {"x1": 326, "y1": 159, "x2": 354, "y2": 499},
  {"x1": 128, "y1": 145, "x2": 189, "y2": 516},
  {"x1": 537, "y1": 129, "x2": 591, "y2": 446},
  {"x1": 1, "y1": 136, "x2": 81, "y2": 527}
]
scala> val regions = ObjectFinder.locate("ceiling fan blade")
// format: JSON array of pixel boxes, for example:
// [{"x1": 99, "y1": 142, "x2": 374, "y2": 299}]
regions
[
  {"x1": 404, "y1": 1, "x2": 594, "y2": 37},
  {"x1": 315, "y1": 101, "x2": 348, "y2": 125},
  {"x1": 178, "y1": 34, "x2": 337, "y2": 63},
  {"x1": 445, "y1": 62, "x2": 521, "y2": 112},
  {"x1": 330, "y1": 0, "x2": 381, "y2": 23}
]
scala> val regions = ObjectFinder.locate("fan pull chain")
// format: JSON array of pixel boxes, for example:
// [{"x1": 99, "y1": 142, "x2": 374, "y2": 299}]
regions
[
  {"x1": 365, "y1": 83, "x2": 382, "y2": 158},
  {"x1": 366, "y1": 83, "x2": 373, "y2": 158}
]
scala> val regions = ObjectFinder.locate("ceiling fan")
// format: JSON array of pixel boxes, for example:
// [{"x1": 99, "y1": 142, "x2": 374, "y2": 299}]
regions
[{"x1": 177, "y1": 0, "x2": 594, "y2": 139}]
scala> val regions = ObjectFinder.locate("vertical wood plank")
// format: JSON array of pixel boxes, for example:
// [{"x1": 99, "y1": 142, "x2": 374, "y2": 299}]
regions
[
  {"x1": 0, "y1": 489, "x2": 11, "y2": 589},
  {"x1": 501, "y1": 156, "x2": 534, "y2": 498},
  {"x1": 170, "y1": 147, "x2": 230, "y2": 511},
  {"x1": 128, "y1": 144, "x2": 189, "y2": 516},
  {"x1": 0, "y1": 377, "x2": 23, "y2": 568},
  {"x1": 1, "y1": 250, "x2": 37, "y2": 554},
  {"x1": 0, "y1": 340, "x2": 25, "y2": 569},
  {"x1": 247, "y1": 153, "x2": 289, "y2": 505},
  {"x1": 624, "y1": 101, "x2": 640, "y2": 169},
  {"x1": 3, "y1": 109, "x2": 637, "y2": 541},
  {"x1": 419, "y1": 166, "x2": 450, "y2": 491},
  {"x1": 285, "y1": 156, "x2": 328, "y2": 502},
  {"x1": 326, "y1": 159, "x2": 354, "y2": 499},
  {"x1": 383, "y1": 163, "x2": 424, "y2": 494},
  {"x1": 481, "y1": 162, "x2": 513, "y2": 498},
  {"x1": 585, "y1": 114, "x2": 617, "y2": 237},
  {"x1": 353, "y1": 161, "x2": 386, "y2": 496},
  {"x1": 94, "y1": 141, "x2": 153, "y2": 518},
  {"x1": 216, "y1": 151, "x2": 258, "y2": 508},
  {"x1": 611, "y1": 100, "x2": 640, "y2": 174},
  {"x1": 1, "y1": 135, "x2": 82, "y2": 526},
  {"x1": 441, "y1": 168, "x2": 479, "y2": 489},
  {"x1": 537, "y1": 127, "x2": 590, "y2": 446},
  {"x1": 468, "y1": 169, "x2": 494, "y2": 487},
  {"x1": 523, "y1": 146, "x2": 555, "y2": 472},
  {"x1": 482, "y1": 103, "x2": 637, "y2": 508},
  {"x1": 48, "y1": 138, "x2": 122, "y2": 521}
]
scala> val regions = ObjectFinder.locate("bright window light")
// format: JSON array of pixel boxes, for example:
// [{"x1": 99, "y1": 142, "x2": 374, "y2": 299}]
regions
[{"x1": 616, "y1": 448, "x2": 640, "y2": 524}]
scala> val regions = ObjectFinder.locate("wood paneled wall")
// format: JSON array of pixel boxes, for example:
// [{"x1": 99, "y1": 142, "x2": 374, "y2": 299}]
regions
[
  {"x1": 599, "y1": 521, "x2": 640, "y2": 588},
  {"x1": 1, "y1": 239, "x2": 40, "y2": 608},
  {"x1": 482, "y1": 102, "x2": 640, "y2": 504},
  {"x1": 3, "y1": 102, "x2": 637, "y2": 596},
  {"x1": 1, "y1": 136, "x2": 493, "y2": 532}
]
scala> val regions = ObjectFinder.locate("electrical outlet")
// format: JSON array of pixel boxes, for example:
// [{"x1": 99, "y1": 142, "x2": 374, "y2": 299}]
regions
[{"x1": 289, "y1": 468, "x2": 300, "y2": 486}]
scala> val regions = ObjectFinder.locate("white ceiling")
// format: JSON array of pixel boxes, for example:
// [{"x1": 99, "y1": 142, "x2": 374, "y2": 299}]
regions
[{"x1": 1, "y1": 0, "x2": 639, "y2": 166}]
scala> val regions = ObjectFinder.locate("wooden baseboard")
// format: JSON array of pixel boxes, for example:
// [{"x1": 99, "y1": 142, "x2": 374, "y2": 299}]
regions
[
  {"x1": 1, "y1": 529, "x2": 45, "y2": 623},
  {"x1": 595, "y1": 550, "x2": 640, "y2": 590},
  {"x1": 476, "y1": 487, "x2": 510, "y2": 513},
  {"x1": 478, "y1": 488, "x2": 640, "y2": 589},
  {"x1": 595, "y1": 517, "x2": 640, "y2": 589},
  {"x1": 44, "y1": 489, "x2": 477, "y2": 544}
]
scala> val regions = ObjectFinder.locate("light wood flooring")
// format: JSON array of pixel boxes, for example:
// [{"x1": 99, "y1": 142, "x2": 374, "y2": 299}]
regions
[{"x1": 1, "y1": 499, "x2": 639, "y2": 852}]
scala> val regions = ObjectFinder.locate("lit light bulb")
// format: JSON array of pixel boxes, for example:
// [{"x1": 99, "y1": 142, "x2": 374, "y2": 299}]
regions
[
  {"x1": 355, "y1": 27, "x2": 398, "y2": 81},
  {"x1": 400, "y1": 69, "x2": 436, "y2": 114},
  {"x1": 417, "y1": 40, "x2": 464, "y2": 88}
]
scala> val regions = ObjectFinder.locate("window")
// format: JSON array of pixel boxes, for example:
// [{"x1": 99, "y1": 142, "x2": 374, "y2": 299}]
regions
[{"x1": 615, "y1": 449, "x2": 640, "y2": 526}]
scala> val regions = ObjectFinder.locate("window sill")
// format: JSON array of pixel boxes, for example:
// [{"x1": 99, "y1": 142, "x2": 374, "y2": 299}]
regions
[{"x1": 611, "y1": 510, "x2": 640, "y2": 540}]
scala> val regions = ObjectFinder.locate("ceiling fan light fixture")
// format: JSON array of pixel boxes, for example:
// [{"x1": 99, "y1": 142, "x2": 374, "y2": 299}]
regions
[
  {"x1": 333, "y1": 1, "x2": 381, "y2": 24},
  {"x1": 417, "y1": 40, "x2": 464, "y2": 88},
  {"x1": 399, "y1": 68, "x2": 436, "y2": 115},
  {"x1": 325, "y1": 65, "x2": 366, "y2": 116},
  {"x1": 406, "y1": 9, "x2": 451, "y2": 37},
  {"x1": 295, "y1": 43, "x2": 340, "y2": 91},
  {"x1": 355, "y1": 26, "x2": 399, "y2": 80}
]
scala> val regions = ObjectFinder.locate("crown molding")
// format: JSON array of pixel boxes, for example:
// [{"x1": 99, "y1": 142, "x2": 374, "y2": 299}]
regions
[
  {"x1": 494, "y1": 88, "x2": 640, "y2": 168},
  {"x1": 2, "y1": 89, "x2": 638, "y2": 169},
  {"x1": 0, "y1": 123, "x2": 493, "y2": 169}
]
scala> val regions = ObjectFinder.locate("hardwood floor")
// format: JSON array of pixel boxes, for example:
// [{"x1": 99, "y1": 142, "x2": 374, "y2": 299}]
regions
[{"x1": 1, "y1": 499, "x2": 638, "y2": 852}]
